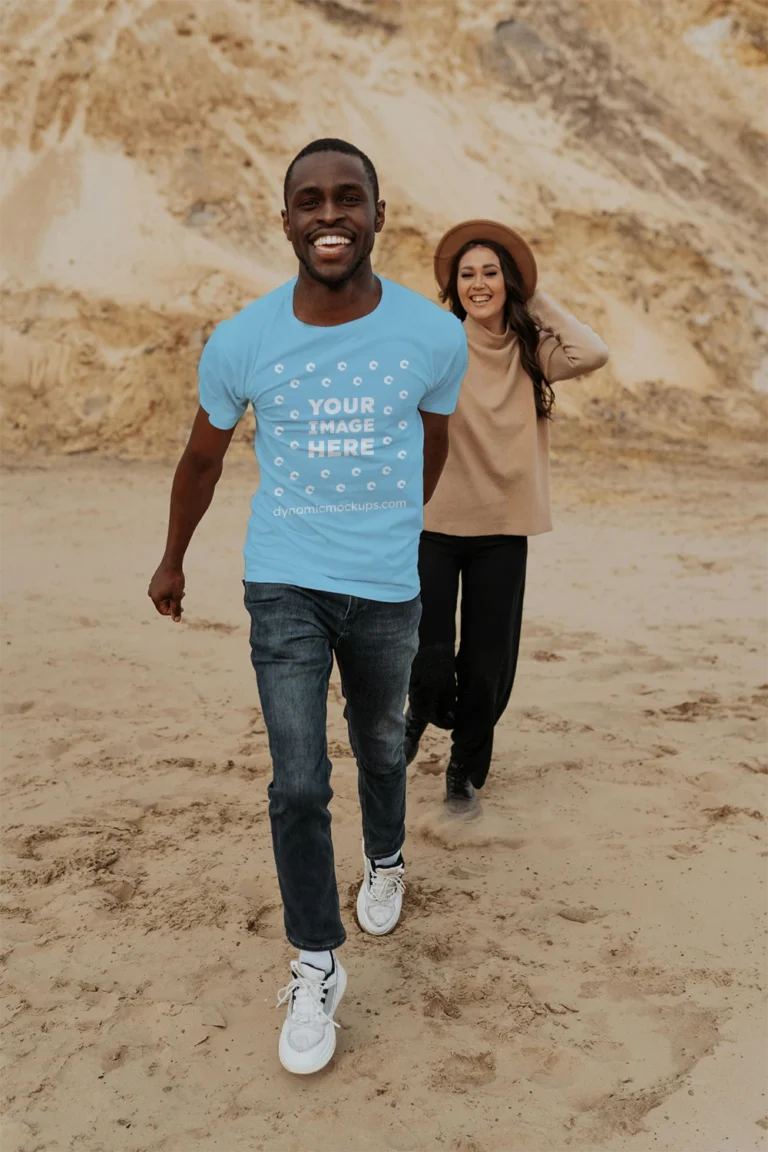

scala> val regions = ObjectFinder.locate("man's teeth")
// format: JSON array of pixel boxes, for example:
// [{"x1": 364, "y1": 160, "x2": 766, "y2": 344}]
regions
[{"x1": 313, "y1": 236, "x2": 352, "y2": 247}]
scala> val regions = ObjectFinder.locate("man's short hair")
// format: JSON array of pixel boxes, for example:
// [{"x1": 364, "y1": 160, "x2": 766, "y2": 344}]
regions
[{"x1": 283, "y1": 138, "x2": 380, "y2": 206}]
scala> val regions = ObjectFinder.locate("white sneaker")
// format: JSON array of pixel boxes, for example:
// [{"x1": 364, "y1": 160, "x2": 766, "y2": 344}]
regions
[
  {"x1": 277, "y1": 956, "x2": 347, "y2": 1075},
  {"x1": 356, "y1": 849, "x2": 405, "y2": 936}
]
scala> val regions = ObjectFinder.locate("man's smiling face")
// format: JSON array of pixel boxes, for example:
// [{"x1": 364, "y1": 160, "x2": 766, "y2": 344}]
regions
[{"x1": 282, "y1": 151, "x2": 385, "y2": 288}]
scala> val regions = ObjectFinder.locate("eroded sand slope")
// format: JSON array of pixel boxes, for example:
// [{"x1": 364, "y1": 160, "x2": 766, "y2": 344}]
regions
[{"x1": 1, "y1": 0, "x2": 766, "y2": 455}]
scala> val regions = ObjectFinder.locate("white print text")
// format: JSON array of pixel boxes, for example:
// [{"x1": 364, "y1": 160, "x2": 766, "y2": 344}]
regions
[
  {"x1": 273, "y1": 500, "x2": 406, "y2": 518},
  {"x1": 308, "y1": 439, "x2": 374, "y2": 458},
  {"x1": 306, "y1": 395, "x2": 376, "y2": 458},
  {"x1": 308, "y1": 419, "x2": 375, "y2": 434},
  {"x1": 308, "y1": 397, "x2": 374, "y2": 416}
]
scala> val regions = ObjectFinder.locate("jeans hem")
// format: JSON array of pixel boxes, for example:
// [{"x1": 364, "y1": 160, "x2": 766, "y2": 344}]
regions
[
  {"x1": 364, "y1": 840, "x2": 405, "y2": 862},
  {"x1": 286, "y1": 931, "x2": 347, "y2": 951}
]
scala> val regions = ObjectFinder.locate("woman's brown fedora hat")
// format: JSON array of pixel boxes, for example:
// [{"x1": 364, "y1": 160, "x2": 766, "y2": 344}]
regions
[{"x1": 434, "y1": 219, "x2": 538, "y2": 300}]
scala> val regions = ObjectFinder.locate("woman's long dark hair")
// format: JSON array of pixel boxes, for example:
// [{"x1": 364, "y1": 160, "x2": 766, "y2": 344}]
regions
[{"x1": 442, "y1": 239, "x2": 555, "y2": 419}]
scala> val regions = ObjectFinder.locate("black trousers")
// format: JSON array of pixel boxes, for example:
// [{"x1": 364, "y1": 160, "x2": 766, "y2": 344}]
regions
[{"x1": 408, "y1": 531, "x2": 527, "y2": 789}]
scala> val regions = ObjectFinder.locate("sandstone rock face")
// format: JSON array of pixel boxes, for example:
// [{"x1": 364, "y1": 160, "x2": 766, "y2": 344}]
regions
[{"x1": 1, "y1": 0, "x2": 765, "y2": 455}]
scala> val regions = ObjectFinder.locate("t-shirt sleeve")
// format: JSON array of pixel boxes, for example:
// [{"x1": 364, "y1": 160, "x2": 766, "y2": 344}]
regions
[
  {"x1": 419, "y1": 321, "x2": 468, "y2": 415},
  {"x1": 198, "y1": 325, "x2": 248, "y2": 430}
]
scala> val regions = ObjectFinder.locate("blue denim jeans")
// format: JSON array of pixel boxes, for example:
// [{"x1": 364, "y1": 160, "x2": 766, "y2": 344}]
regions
[{"x1": 244, "y1": 582, "x2": 421, "y2": 951}]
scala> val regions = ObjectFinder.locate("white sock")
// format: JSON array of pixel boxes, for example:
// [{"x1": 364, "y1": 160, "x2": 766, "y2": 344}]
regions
[
  {"x1": 373, "y1": 850, "x2": 401, "y2": 869},
  {"x1": 298, "y1": 949, "x2": 333, "y2": 974}
]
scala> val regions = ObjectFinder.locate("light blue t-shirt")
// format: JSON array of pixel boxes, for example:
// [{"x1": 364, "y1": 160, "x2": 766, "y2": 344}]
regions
[{"x1": 199, "y1": 276, "x2": 468, "y2": 602}]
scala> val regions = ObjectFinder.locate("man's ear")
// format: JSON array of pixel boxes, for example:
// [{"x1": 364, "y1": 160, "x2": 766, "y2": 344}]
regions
[
  {"x1": 374, "y1": 199, "x2": 386, "y2": 234},
  {"x1": 281, "y1": 208, "x2": 291, "y2": 242}
]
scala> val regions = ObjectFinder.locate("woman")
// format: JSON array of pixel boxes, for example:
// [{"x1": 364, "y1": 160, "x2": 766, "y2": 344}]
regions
[{"x1": 406, "y1": 219, "x2": 609, "y2": 813}]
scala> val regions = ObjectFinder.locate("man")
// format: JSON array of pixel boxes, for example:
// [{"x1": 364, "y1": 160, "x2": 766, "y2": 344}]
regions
[{"x1": 148, "y1": 139, "x2": 467, "y2": 1075}]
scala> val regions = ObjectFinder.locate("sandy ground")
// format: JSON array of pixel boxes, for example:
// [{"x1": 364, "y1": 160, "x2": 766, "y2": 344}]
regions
[{"x1": 1, "y1": 449, "x2": 767, "y2": 1152}]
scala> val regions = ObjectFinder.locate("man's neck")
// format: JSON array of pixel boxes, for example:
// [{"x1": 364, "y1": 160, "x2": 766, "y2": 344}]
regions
[{"x1": 292, "y1": 263, "x2": 382, "y2": 327}]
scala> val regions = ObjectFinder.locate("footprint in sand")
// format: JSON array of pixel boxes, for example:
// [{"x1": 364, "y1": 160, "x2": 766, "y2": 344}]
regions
[
  {"x1": 413, "y1": 809, "x2": 526, "y2": 851},
  {"x1": 415, "y1": 757, "x2": 444, "y2": 776},
  {"x1": 185, "y1": 619, "x2": 239, "y2": 635},
  {"x1": 1, "y1": 699, "x2": 35, "y2": 716},
  {"x1": 557, "y1": 906, "x2": 606, "y2": 924},
  {"x1": 433, "y1": 1049, "x2": 496, "y2": 1091},
  {"x1": 741, "y1": 758, "x2": 768, "y2": 775}
]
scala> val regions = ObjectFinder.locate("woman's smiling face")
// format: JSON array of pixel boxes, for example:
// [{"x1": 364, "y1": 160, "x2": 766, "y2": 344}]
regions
[{"x1": 456, "y1": 245, "x2": 507, "y2": 331}]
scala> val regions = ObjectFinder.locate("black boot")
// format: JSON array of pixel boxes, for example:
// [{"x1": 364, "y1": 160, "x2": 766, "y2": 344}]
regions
[
  {"x1": 403, "y1": 709, "x2": 427, "y2": 766},
  {"x1": 445, "y1": 760, "x2": 478, "y2": 815}
]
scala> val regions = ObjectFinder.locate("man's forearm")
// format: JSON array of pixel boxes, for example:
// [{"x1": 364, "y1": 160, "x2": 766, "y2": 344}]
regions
[
  {"x1": 423, "y1": 431, "x2": 449, "y2": 505},
  {"x1": 162, "y1": 453, "x2": 223, "y2": 567}
]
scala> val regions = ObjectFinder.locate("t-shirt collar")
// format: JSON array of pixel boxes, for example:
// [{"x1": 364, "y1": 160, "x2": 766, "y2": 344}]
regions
[{"x1": 290, "y1": 275, "x2": 388, "y2": 330}]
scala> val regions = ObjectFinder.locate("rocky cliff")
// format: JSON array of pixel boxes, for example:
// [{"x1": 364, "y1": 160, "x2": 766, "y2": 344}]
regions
[{"x1": 1, "y1": 0, "x2": 765, "y2": 455}]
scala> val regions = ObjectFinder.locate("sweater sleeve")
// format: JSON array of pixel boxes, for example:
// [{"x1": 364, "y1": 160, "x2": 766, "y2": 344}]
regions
[{"x1": 530, "y1": 291, "x2": 609, "y2": 383}]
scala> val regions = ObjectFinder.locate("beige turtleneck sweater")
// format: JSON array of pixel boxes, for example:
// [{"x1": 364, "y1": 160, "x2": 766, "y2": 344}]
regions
[{"x1": 424, "y1": 292, "x2": 609, "y2": 537}]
